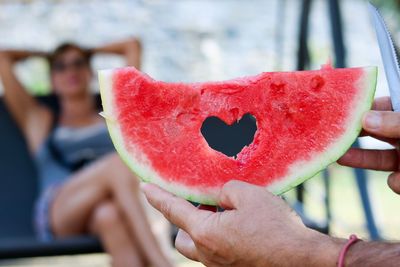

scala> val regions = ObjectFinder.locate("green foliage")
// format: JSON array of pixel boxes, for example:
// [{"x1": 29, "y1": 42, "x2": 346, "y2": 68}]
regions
[
  {"x1": 371, "y1": 0, "x2": 399, "y2": 9},
  {"x1": 22, "y1": 58, "x2": 51, "y2": 95},
  {"x1": 371, "y1": 0, "x2": 400, "y2": 33}
]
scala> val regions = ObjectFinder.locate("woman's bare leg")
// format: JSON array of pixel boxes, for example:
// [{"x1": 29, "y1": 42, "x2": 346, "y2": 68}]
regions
[
  {"x1": 50, "y1": 153, "x2": 172, "y2": 267},
  {"x1": 90, "y1": 200, "x2": 145, "y2": 267}
]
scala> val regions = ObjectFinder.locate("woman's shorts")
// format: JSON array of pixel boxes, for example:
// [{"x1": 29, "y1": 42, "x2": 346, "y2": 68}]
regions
[{"x1": 34, "y1": 183, "x2": 63, "y2": 241}]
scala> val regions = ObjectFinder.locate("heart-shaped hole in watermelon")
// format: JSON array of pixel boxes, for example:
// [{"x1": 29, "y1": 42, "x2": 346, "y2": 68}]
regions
[{"x1": 200, "y1": 113, "x2": 257, "y2": 158}]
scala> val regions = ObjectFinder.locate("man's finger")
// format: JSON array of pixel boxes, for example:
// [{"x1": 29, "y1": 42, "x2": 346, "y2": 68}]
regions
[
  {"x1": 218, "y1": 180, "x2": 265, "y2": 209},
  {"x1": 372, "y1": 96, "x2": 393, "y2": 111},
  {"x1": 338, "y1": 148, "x2": 399, "y2": 171},
  {"x1": 388, "y1": 172, "x2": 400, "y2": 195},
  {"x1": 175, "y1": 229, "x2": 199, "y2": 262},
  {"x1": 141, "y1": 183, "x2": 206, "y2": 231},
  {"x1": 363, "y1": 111, "x2": 400, "y2": 139}
]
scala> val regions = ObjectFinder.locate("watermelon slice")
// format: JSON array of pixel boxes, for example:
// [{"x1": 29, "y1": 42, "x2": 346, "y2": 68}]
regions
[{"x1": 99, "y1": 66, "x2": 376, "y2": 205}]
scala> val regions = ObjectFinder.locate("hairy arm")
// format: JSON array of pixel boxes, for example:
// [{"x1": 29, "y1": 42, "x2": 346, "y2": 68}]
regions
[
  {"x1": 142, "y1": 181, "x2": 400, "y2": 267},
  {"x1": 91, "y1": 38, "x2": 142, "y2": 69},
  {"x1": 346, "y1": 241, "x2": 400, "y2": 266},
  {"x1": 0, "y1": 50, "x2": 52, "y2": 152},
  {"x1": 305, "y1": 235, "x2": 400, "y2": 266}
]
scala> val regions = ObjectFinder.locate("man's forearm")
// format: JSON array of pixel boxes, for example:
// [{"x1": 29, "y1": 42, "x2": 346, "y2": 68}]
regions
[
  {"x1": 307, "y1": 234, "x2": 400, "y2": 267},
  {"x1": 346, "y1": 240, "x2": 400, "y2": 266}
]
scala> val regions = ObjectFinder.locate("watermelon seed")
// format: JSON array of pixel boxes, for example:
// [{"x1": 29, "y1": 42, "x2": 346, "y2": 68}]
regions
[
  {"x1": 270, "y1": 83, "x2": 286, "y2": 96},
  {"x1": 200, "y1": 113, "x2": 257, "y2": 158},
  {"x1": 310, "y1": 75, "x2": 325, "y2": 92},
  {"x1": 177, "y1": 112, "x2": 198, "y2": 125},
  {"x1": 230, "y1": 108, "x2": 239, "y2": 120}
]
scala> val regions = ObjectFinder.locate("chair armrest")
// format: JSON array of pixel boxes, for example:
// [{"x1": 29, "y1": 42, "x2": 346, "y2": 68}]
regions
[{"x1": 0, "y1": 236, "x2": 103, "y2": 259}]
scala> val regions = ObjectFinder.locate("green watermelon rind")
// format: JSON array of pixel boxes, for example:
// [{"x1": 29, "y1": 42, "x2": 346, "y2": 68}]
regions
[{"x1": 99, "y1": 67, "x2": 377, "y2": 205}]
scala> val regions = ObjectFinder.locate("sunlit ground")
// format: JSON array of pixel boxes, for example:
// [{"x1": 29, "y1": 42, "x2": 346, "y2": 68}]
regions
[{"x1": 0, "y1": 252, "x2": 203, "y2": 267}]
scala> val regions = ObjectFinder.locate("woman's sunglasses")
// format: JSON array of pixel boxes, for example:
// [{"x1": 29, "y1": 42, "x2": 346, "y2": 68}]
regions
[{"x1": 52, "y1": 58, "x2": 88, "y2": 73}]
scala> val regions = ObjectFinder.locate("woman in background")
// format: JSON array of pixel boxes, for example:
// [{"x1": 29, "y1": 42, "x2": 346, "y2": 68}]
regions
[{"x1": 0, "y1": 39, "x2": 172, "y2": 267}]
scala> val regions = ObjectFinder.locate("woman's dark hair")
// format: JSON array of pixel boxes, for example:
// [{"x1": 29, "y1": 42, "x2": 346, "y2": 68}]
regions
[{"x1": 48, "y1": 43, "x2": 92, "y2": 71}]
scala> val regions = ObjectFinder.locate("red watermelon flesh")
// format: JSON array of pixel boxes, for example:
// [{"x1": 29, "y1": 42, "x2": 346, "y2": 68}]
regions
[{"x1": 99, "y1": 66, "x2": 376, "y2": 205}]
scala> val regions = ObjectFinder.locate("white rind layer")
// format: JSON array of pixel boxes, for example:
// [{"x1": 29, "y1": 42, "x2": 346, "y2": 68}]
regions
[{"x1": 99, "y1": 67, "x2": 377, "y2": 205}]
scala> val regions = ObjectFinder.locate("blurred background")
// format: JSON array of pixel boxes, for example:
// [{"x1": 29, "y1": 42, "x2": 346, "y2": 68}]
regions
[{"x1": 0, "y1": 0, "x2": 399, "y2": 266}]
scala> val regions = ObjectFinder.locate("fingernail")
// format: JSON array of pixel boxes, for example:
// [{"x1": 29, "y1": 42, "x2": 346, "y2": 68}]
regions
[{"x1": 364, "y1": 111, "x2": 381, "y2": 130}]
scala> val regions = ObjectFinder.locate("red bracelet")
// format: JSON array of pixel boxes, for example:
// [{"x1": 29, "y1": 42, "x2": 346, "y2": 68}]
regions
[{"x1": 337, "y1": 234, "x2": 361, "y2": 267}]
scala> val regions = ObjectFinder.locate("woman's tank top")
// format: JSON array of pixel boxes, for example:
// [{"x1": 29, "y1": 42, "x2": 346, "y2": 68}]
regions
[{"x1": 34, "y1": 122, "x2": 114, "y2": 193}]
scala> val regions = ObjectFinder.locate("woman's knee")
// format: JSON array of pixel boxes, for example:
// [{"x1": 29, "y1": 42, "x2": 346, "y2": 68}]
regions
[
  {"x1": 91, "y1": 201, "x2": 122, "y2": 232},
  {"x1": 102, "y1": 153, "x2": 125, "y2": 169},
  {"x1": 102, "y1": 153, "x2": 140, "y2": 189}
]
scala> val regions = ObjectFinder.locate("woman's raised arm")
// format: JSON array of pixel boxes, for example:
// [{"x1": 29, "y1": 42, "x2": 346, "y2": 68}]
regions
[
  {"x1": 0, "y1": 50, "x2": 52, "y2": 152},
  {"x1": 91, "y1": 38, "x2": 142, "y2": 69}
]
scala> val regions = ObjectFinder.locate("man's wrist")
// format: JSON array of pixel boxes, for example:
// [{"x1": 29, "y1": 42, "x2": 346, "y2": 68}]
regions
[
  {"x1": 300, "y1": 230, "x2": 346, "y2": 267},
  {"x1": 256, "y1": 228, "x2": 345, "y2": 267}
]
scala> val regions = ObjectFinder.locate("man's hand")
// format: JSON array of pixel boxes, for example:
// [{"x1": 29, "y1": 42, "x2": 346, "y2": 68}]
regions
[
  {"x1": 142, "y1": 181, "x2": 342, "y2": 267},
  {"x1": 338, "y1": 97, "x2": 400, "y2": 194}
]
